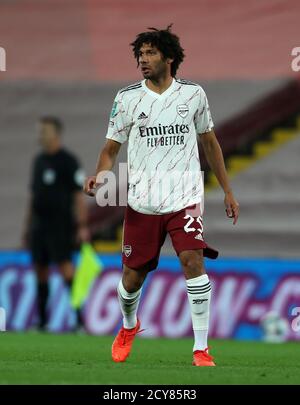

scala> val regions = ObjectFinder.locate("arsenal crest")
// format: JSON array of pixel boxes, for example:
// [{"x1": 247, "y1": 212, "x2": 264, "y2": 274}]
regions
[
  {"x1": 123, "y1": 245, "x2": 132, "y2": 257},
  {"x1": 177, "y1": 104, "x2": 189, "y2": 118}
]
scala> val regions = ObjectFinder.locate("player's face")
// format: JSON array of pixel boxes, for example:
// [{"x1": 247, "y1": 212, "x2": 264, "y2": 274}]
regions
[
  {"x1": 138, "y1": 44, "x2": 169, "y2": 80},
  {"x1": 38, "y1": 123, "x2": 60, "y2": 151}
]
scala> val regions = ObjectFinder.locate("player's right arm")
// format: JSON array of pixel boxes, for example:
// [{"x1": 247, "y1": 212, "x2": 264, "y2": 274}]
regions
[{"x1": 84, "y1": 139, "x2": 121, "y2": 196}]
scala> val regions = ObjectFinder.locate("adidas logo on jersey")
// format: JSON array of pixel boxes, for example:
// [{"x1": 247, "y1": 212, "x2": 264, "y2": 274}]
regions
[{"x1": 138, "y1": 112, "x2": 148, "y2": 119}]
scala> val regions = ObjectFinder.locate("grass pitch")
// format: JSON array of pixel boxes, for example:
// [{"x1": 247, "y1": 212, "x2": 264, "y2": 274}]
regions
[{"x1": 0, "y1": 332, "x2": 299, "y2": 385}]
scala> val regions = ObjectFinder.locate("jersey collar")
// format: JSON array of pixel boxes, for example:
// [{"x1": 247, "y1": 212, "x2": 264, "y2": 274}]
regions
[{"x1": 141, "y1": 78, "x2": 176, "y2": 99}]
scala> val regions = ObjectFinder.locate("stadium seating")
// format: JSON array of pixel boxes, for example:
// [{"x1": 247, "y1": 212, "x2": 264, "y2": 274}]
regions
[{"x1": 204, "y1": 128, "x2": 300, "y2": 258}]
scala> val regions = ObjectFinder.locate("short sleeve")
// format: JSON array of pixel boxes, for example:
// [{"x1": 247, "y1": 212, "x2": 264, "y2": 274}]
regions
[
  {"x1": 106, "y1": 92, "x2": 132, "y2": 144},
  {"x1": 194, "y1": 88, "x2": 214, "y2": 135}
]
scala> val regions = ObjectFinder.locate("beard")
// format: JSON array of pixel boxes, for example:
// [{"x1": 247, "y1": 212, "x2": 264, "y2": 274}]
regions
[{"x1": 141, "y1": 61, "x2": 168, "y2": 81}]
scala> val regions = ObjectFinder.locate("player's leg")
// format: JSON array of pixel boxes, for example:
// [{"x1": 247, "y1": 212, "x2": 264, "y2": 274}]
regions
[
  {"x1": 118, "y1": 204, "x2": 164, "y2": 329},
  {"x1": 117, "y1": 264, "x2": 148, "y2": 329},
  {"x1": 112, "y1": 264, "x2": 148, "y2": 362},
  {"x1": 112, "y1": 205, "x2": 165, "y2": 362},
  {"x1": 166, "y1": 204, "x2": 217, "y2": 366},
  {"x1": 179, "y1": 250, "x2": 211, "y2": 347},
  {"x1": 179, "y1": 250, "x2": 214, "y2": 366}
]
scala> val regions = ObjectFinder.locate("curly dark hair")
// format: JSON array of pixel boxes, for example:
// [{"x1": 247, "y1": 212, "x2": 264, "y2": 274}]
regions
[{"x1": 130, "y1": 24, "x2": 185, "y2": 77}]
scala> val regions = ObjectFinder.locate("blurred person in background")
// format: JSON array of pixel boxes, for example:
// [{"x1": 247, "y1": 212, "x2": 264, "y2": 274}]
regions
[{"x1": 22, "y1": 116, "x2": 89, "y2": 331}]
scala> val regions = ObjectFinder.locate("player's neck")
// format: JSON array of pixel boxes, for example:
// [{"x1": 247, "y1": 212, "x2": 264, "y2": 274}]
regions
[{"x1": 146, "y1": 75, "x2": 174, "y2": 95}]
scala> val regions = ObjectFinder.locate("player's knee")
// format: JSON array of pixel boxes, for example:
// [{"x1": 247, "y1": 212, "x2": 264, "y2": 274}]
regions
[
  {"x1": 179, "y1": 250, "x2": 202, "y2": 268},
  {"x1": 179, "y1": 251, "x2": 204, "y2": 275},
  {"x1": 122, "y1": 278, "x2": 142, "y2": 293},
  {"x1": 122, "y1": 266, "x2": 145, "y2": 293}
]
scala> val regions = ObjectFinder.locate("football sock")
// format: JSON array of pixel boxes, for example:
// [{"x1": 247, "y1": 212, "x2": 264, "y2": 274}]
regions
[
  {"x1": 186, "y1": 274, "x2": 212, "y2": 352},
  {"x1": 37, "y1": 281, "x2": 49, "y2": 329},
  {"x1": 117, "y1": 279, "x2": 141, "y2": 329}
]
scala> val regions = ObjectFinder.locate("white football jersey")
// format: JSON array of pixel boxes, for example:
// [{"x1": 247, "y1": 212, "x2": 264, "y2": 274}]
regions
[{"x1": 106, "y1": 78, "x2": 214, "y2": 214}]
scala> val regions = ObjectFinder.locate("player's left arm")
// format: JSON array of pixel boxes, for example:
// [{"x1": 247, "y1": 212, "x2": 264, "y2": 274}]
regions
[{"x1": 200, "y1": 130, "x2": 239, "y2": 225}]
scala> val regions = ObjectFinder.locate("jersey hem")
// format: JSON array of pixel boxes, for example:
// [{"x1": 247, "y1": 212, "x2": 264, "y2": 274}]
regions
[{"x1": 127, "y1": 198, "x2": 203, "y2": 216}]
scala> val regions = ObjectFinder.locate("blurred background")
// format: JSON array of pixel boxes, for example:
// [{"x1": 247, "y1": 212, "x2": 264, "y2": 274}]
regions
[{"x1": 0, "y1": 0, "x2": 299, "y2": 340}]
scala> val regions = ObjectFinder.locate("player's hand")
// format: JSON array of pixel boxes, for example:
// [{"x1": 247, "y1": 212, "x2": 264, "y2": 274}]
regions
[
  {"x1": 224, "y1": 190, "x2": 239, "y2": 225},
  {"x1": 83, "y1": 176, "x2": 98, "y2": 197}
]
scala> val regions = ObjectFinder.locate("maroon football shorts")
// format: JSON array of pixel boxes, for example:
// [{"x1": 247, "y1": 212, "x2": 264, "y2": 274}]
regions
[{"x1": 122, "y1": 203, "x2": 218, "y2": 271}]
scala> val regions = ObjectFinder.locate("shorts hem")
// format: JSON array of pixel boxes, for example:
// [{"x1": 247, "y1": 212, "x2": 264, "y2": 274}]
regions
[{"x1": 175, "y1": 242, "x2": 219, "y2": 260}]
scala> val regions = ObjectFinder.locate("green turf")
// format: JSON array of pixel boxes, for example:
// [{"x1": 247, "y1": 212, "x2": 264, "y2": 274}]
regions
[{"x1": 0, "y1": 332, "x2": 299, "y2": 385}]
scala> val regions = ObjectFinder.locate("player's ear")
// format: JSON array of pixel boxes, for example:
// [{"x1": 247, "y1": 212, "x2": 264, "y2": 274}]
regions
[{"x1": 166, "y1": 58, "x2": 174, "y2": 65}]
